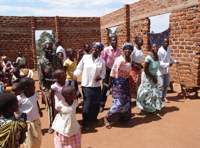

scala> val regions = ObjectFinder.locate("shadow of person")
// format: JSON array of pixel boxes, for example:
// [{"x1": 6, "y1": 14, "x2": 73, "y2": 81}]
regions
[
  {"x1": 157, "y1": 106, "x2": 179, "y2": 117},
  {"x1": 41, "y1": 128, "x2": 49, "y2": 135},
  {"x1": 78, "y1": 117, "x2": 105, "y2": 134},
  {"x1": 110, "y1": 114, "x2": 162, "y2": 128},
  {"x1": 167, "y1": 94, "x2": 185, "y2": 102}
]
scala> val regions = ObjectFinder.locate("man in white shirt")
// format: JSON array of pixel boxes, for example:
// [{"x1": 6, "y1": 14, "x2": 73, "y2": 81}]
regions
[
  {"x1": 157, "y1": 38, "x2": 179, "y2": 103},
  {"x1": 55, "y1": 40, "x2": 67, "y2": 63}
]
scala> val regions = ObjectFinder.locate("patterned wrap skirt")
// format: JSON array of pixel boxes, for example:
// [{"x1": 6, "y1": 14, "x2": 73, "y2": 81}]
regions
[
  {"x1": 54, "y1": 129, "x2": 81, "y2": 148},
  {"x1": 136, "y1": 72, "x2": 164, "y2": 112},
  {"x1": 106, "y1": 78, "x2": 131, "y2": 121},
  {"x1": 129, "y1": 68, "x2": 141, "y2": 98}
]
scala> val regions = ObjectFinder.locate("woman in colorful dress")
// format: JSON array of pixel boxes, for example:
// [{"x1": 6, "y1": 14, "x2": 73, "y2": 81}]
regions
[
  {"x1": 129, "y1": 37, "x2": 143, "y2": 98},
  {"x1": 37, "y1": 40, "x2": 63, "y2": 134},
  {"x1": 104, "y1": 43, "x2": 133, "y2": 129},
  {"x1": 136, "y1": 43, "x2": 164, "y2": 115}
]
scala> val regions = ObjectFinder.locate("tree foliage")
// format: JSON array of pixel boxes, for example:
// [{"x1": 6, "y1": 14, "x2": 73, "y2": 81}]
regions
[
  {"x1": 37, "y1": 30, "x2": 56, "y2": 48},
  {"x1": 108, "y1": 28, "x2": 117, "y2": 37}
]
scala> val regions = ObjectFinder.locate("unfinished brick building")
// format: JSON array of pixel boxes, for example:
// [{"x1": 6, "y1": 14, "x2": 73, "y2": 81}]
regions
[{"x1": 0, "y1": 0, "x2": 200, "y2": 84}]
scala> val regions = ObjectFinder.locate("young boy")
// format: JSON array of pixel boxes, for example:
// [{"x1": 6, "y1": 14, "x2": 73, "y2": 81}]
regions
[
  {"x1": 12, "y1": 67, "x2": 27, "y2": 84},
  {"x1": 157, "y1": 38, "x2": 179, "y2": 103}
]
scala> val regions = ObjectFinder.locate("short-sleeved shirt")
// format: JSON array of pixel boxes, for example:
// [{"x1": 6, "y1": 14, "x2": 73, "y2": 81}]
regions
[
  {"x1": 16, "y1": 57, "x2": 26, "y2": 65},
  {"x1": 63, "y1": 58, "x2": 77, "y2": 81},
  {"x1": 110, "y1": 56, "x2": 132, "y2": 79},
  {"x1": 52, "y1": 100, "x2": 80, "y2": 137},
  {"x1": 37, "y1": 55, "x2": 63, "y2": 91},
  {"x1": 17, "y1": 91, "x2": 40, "y2": 122},
  {"x1": 51, "y1": 80, "x2": 69, "y2": 105},
  {"x1": 145, "y1": 55, "x2": 160, "y2": 75}
]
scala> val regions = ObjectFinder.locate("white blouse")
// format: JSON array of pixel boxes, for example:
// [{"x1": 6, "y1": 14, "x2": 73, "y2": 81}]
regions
[
  {"x1": 73, "y1": 54, "x2": 106, "y2": 87},
  {"x1": 52, "y1": 100, "x2": 80, "y2": 137},
  {"x1": 130, "y1": 46, "x2": 143, "y2": 64}
]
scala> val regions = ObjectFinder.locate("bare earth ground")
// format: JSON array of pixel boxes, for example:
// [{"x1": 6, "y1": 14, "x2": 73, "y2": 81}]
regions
[{"x1": 32, "y1": 70, "x2": 200, "y2": 148}]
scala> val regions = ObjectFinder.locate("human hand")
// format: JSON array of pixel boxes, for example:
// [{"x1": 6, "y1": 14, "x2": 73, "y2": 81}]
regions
[
  {"x1": 39, "y1": 109, "x2": 43, "y2": 117},
  {"x1": 49, "y1": 99, "x2": 52, "y2": 106},
  {"x1": 107, "y1": 84, "x2": 112, "y2": 90},
  {"x1": 73, "y1": 75, "x2": 77, "y2": 81},
  {"x1": 94, "y1": 76, "x2": 101, "y2": 82},
  {"x1": 176, "y1": 61, "x2": 179, "y2": 65},
  {"x1": 152, "y1": 77, "x2": 157, "y2": 84}
]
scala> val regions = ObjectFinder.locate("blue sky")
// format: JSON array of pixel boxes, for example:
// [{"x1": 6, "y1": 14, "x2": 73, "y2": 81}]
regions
[{"x1": 0, "y1": 0, "x2": 169, "y2": 40}]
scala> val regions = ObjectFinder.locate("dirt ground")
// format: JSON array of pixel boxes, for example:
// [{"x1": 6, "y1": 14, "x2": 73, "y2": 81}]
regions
[{"x1": 32, "y1": 70, "x2": 200, "y2": 148}]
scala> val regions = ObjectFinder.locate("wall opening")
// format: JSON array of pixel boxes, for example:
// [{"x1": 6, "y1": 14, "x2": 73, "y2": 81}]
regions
[
  {"x1": 35, "y1": 30, "x2": 56, "y2": 62},
  {"x1": 108, "y1": 26, "x2": 117, "y2": 37},
  {"x1": 148, "y1": 13, "x2": 170, "y2": 49}
]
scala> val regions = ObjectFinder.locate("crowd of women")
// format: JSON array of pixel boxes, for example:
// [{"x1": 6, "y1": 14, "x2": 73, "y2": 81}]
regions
[{"x1": 0, "y1": 36, "x2": 178, "y2": 148}]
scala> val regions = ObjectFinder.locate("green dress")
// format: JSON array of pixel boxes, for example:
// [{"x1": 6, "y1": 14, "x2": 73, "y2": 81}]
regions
[{"x1": 136, "y1": 55, "x2": 164, "y2": 112}]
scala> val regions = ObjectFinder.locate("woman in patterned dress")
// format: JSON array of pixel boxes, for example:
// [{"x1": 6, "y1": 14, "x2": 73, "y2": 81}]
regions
[
  {"x1": 104, "y1": 43, "x2": 133, "y2": 129},
  {"x1": 136, "y1": 43, "x2": 164, "y2": 115}
]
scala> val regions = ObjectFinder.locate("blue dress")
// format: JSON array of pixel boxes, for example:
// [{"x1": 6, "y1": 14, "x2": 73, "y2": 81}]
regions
[{"x1": 136, "y1": 55, "x2": 164, "y2": 112}]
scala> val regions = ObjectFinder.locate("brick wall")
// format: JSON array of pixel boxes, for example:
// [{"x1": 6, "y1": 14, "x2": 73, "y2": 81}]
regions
[
  {"x1": 170, "y1": 5, "x2": 200, "y2": 84},
  {"x1": 0, "y1": 16, "x2": 100, "y2": 69},
  {"x1": 0, "y1": 16, "x2": 34, "y2": 68}
]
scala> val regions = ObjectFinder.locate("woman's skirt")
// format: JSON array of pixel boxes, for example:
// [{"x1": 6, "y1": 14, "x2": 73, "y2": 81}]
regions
[
  {"x1": 136, "y1": 72, "x2": 164, "y2": 112},
  {"x1": 23, "y1": 118, "x2": 42, "y2": 148},
  {"x1": 54, "y1": 129, "x2": 81, "y2": 148},
  {"x1": 82, "y1": 86, "x2": 101, "y2": 122},
  {"x1": 129, "y1": 68, "x2": 141, "y2": 98},
  {"x1": 106, "y1": 78, "x2": 131, "y2": 120}
]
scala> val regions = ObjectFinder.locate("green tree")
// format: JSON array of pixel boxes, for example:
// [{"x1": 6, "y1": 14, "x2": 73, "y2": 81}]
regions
[{"x1": 37, "y1": 30, "x2": 56, "y2": 48}]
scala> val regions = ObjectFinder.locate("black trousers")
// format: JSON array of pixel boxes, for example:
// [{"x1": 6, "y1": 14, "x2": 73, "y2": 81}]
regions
[
  {"x1": 82, "y1": 86, "x2": 101, "y2": 122},
  {"x1": 100, "y1": 69, "x2": 111, "y2": 108}
]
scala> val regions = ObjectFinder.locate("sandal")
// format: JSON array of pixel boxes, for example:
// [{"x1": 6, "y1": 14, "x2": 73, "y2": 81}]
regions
[{"x1": 104, "y1": 117, "x2": 111, "y2": 129}]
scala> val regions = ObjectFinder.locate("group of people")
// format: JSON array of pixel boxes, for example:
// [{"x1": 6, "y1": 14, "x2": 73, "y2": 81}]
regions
[
  {"x1": 0, "y1": 51, "x2": 27, "y2": 93},
  {"x1": 0, "y1": 36, "x2": 178, "y2": 148}
]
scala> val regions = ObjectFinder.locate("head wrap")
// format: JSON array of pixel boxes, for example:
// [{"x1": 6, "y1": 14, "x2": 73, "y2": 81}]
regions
[
  {"x1": 92, "y1": 42, "x2": 104, "y2": 51},
  {"x1": 122, "y1": 42, "x2": 134, "y2": 50},
  {"x1": 1, "y1": 56, "x2": 7, "y2": 60}
]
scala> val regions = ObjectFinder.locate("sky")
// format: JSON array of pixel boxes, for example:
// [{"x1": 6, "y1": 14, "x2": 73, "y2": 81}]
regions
[{"x1": 0, "y1": 0, "x2": 170, "y2": 40}]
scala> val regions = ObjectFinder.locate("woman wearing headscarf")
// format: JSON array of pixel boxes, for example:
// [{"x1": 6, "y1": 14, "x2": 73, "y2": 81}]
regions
[
  {"x1": 73, "y1": 42, "x2": 106, "y2": 131},
  {"x1": 37, "y1": 40, "x2": 63, "y2": 134},
  {"x1": 104, "y1": 43, "x2": 133, "y2": 129}
]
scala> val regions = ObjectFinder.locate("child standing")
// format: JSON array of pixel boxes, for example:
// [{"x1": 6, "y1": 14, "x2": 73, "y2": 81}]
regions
[
  {"x1": 52, "y1": 86, "x2": 81, "y2": 148},
  {"x1": 0, "y1": 93, "x2": 27, "y2": 148},
  {"x1": 63, "y1": 48, "x2": 82, "y2": 99},
  {"x1": 17, "y1": 77, "x2": 43, "y2": 148},
  {"x1": 51, "y1": 69, "x2": 69, "y2": 109}
]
